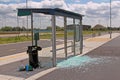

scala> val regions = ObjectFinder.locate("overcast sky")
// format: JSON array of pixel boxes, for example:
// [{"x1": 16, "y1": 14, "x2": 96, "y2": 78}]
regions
[{"x1": 0, "y1": 0, "x2": 120, "y2": 29}]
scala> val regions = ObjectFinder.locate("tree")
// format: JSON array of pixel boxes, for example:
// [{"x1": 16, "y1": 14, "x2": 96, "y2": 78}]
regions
[
  {"x1": 46, "y1": 26, "x2": 52, "y2": 30},
  {"x1": 46, "y1": 26, "x2": 64, "y2": 31},
  {"x1": 12, "y1": 27, "x2": 21, "y2": 31},
  {"x1": 56, "y1": 26, "x2": 64, "y2": 31},
  {"x1": 21, "y1": 27, "x2": 26, "y2": 31},
  {"x1": 1, "y1": 26, "x2": 13, "y2": 31}
]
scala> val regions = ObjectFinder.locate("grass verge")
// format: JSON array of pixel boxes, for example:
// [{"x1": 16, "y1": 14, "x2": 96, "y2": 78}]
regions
[
  {"x1": 0, "y1": 30, "x2": 105, "y2": 44},
  {"x1": 0, "y1": 36, "x2": 31, "y2": 44}
]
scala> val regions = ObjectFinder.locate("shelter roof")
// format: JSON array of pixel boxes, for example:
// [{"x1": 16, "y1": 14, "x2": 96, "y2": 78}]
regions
[{"x1": 17, "y1": 8, "x2": 83, "y2": 19}]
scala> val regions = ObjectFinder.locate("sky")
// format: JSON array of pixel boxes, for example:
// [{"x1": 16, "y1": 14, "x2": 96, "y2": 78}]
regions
[{"x1": 0, "y1": 0, "x2": 120, "y2": 29}]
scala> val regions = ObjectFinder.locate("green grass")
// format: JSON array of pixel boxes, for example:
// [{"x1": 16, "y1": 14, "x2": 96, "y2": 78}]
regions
[
  {"x1": 83, "y1": 30, "x2": 103, "y2": 35},
  {"x1": 0, "y1": 36, "x2": 31, "y2": 44},
  {"x1": 40, "y1": 34, "x2": 52, "y2": 39},
  {"x1": 0, "y1": 30, "x2": 106, "y2": 44}
]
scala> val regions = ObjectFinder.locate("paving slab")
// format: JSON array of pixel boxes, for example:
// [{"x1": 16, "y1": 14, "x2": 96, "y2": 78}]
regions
[
  {"x1": 0, "y1": 57, "x2": 55, "y2": 79},
  {"x1": 36, "y1": 33, "x2": 120, "y2": 80}
]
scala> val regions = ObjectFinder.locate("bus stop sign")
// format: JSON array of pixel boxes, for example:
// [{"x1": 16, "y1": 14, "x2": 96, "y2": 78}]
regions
[{"x1": 34, "y1": 32, "x2": 39, "y2": 40}]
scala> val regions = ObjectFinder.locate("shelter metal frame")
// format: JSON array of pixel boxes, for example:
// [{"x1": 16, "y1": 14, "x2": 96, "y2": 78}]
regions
[{"x1": 17, "y1": 8, "x2": 83, "y2": 67}]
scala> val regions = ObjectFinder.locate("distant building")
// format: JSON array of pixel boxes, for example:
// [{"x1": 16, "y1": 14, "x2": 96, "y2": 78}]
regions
[
  {"x1": 66, "y1": 24, "x2": 91, "y2": 30},
  {"x1": 92, "y1": 24, "x2": 106, "y2": 30},
  {"x1": 82, "y1": 25, "x2": 91, "y2": 30}
]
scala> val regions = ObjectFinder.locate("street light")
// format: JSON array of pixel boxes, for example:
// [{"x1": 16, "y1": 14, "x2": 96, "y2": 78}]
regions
[
  {"x1": 26, "y1": 0, "x2": 28, "y2": 7},
  {"x1": 13, "y1": 10, "x2": 20, "y2": 37},
  {"x1": 109, "y1": 0, "x2": 112, "y2": 38},
  {"x1": 4, "y1": 15, "x2": 6, "y2": 27},
  {"x1": 26, "y1": 0, "x2": 29, "y2": 38},
  {"x1": 13, "y1": 10, "x2": 19, "y2": 27},
  {"x1": 0, "y1": 15, "x2": 3, "y2": 27}
]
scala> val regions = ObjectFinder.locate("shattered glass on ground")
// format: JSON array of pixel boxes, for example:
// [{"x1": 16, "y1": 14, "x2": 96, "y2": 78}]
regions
[{"x1": 57, "y1": 55, "x2": 118, "y2": 68}]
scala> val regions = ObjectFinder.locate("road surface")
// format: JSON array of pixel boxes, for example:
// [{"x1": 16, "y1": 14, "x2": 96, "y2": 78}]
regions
[
  {"x1": 0, "y1": 40, "x2": 63, "y2": 57},
  {"x1": 0, "y1": 32, "x2": 108, "y2": 57}
]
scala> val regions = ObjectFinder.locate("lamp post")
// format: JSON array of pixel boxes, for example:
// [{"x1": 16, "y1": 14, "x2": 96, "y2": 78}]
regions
[
  {"x1": 13, "y1": 10, "x2": 19, "y2": 28},
  {"x1": 109, "y1": 0, "x2": 112, "y2": 38},
  {"x1": 4, "y1": 15, "x2": 6, "y2": 27},
  {"x1": 0, "y1": 15, "x2": 3, "y2": 27},
  {"x1": 26, "y1": 0, "x2": 29, "y2": 38},
  {"x1": 26, "y1": 0, "x2": 28, "y2": 7},
  {"x1": 13, "y1": 10, "x2": 20, "y2": 36}
]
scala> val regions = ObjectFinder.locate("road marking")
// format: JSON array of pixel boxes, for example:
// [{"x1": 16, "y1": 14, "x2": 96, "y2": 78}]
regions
[{"x1": 0, "y1": 53, "x2": 26, "y2": 61}]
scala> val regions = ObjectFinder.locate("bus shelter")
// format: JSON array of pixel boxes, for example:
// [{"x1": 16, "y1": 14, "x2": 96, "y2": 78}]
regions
[{"x1": 17, "y1": 8, "x2": 83, "y2": 67}]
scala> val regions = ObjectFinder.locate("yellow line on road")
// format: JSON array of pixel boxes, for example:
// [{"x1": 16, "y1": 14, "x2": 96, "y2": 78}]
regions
[{"x1": 0, "y1": 53, "x2": 26, "y2": 61}]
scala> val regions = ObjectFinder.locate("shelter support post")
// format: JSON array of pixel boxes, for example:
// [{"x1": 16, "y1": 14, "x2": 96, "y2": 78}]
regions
[
  {"x1": 51, "y1": 15, "x2": 56, "y2": 67},
  {"x1": 73, "y1": 18, "x2": 76, "y2": 56},
  {"x1": 64, "y1": 17, "x2": 67, "y2": 59},
  {"x1": 79, "y1": 19, "x2": 83, "y2": 54},
  {"x1": 31, "y1": 12, "x2": 34, "y2": 46}
]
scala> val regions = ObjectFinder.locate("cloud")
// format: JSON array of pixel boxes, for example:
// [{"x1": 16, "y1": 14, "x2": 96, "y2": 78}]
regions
[
  {"x1": 0, "y1": 0, "x2": 120, "y2": 28},
  {"x1": 69, "y1": 1, "x2": 120, "y2": 27},
  {"x1": 39, "y1": 0, "x2": 69, "y2": 10},
  {"x1": 0, "y1": 0, "x2": 69, "y2": 28},
  {"x1": 0, "y1": 0, "x2": 21, "y2": 3}
]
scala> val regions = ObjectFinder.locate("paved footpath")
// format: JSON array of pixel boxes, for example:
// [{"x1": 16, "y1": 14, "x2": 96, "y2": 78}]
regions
[
  {"x1": 37, "y1": 33, "x2": 120, "y2": 80},
  {"x1": 0, "y1": 33, "x2": 120, "y2": 80}
]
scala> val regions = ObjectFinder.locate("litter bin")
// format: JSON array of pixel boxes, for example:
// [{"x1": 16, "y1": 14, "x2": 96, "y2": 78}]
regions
[{"x1": 27, "y1": 46, "x2": 42, "y2": 68}]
